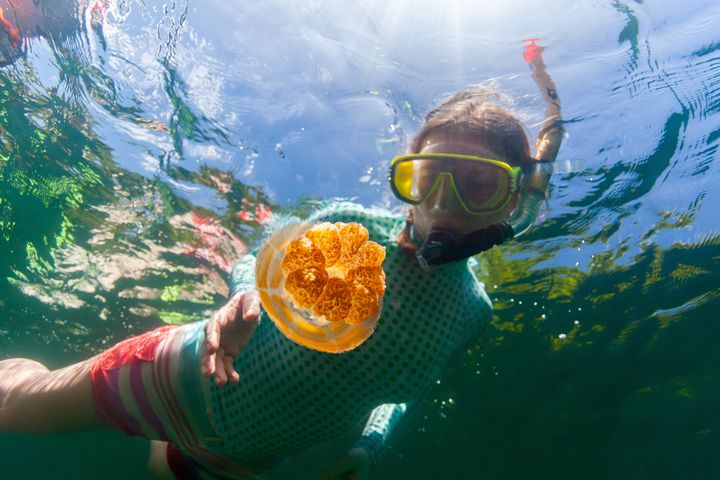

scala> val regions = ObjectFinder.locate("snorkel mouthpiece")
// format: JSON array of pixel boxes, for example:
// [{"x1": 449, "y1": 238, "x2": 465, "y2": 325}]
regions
[
  {"x1": 415, "y1": 223, "x2": 515, "y2": 271},
  {"x1": 415, "y1": 229, "x2": 456, "y2": 271}
]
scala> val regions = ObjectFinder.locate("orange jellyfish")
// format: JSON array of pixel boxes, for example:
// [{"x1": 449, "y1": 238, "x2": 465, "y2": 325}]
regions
[{"x1": 255, "y1": 222, "x2": 386, "y2": 353}]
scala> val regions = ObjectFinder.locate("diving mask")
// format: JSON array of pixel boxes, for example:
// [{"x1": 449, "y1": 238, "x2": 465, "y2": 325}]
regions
[
  {"x1": 389, "y1": 156, "x2": 553, "y2": 270},
  {"x1": 389, "y1": 153, "x2": 522, "y2": 215}
]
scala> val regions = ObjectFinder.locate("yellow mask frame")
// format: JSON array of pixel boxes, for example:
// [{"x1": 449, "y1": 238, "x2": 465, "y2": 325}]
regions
[{"x1": 389, "y1": 153, "x2": 522, "y2": 215}]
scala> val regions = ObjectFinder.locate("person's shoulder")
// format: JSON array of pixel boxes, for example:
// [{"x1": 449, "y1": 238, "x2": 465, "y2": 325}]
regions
[
  {"x1": 308, "y1": 202, "x2": 405, "y2": 241},
  {"x1": 309, "y1": 201, "x2": 400, "y2": 224}
]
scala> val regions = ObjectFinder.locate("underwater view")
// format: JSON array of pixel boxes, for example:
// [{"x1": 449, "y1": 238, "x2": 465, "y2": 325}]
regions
[{"x1": 1, "y1": 0, "x2": 718, "y2": 478}]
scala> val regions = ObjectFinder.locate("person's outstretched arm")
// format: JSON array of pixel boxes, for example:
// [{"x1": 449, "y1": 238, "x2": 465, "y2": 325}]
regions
[{"x1": 523, "y1": 38, "x2": 564, "y2": 162}]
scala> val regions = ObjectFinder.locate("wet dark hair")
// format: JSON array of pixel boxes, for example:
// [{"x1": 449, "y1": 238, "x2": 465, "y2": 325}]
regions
[{"x1": 409, "y1": 91, "x2": 533, "y2": 165}]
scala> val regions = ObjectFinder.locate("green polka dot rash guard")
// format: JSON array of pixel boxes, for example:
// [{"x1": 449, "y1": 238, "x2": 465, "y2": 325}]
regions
[{"x1": 219, "y1": 203, "x2": 492, "y2": 469}]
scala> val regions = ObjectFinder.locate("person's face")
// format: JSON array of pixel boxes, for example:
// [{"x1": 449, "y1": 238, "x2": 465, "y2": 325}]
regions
[{"x1": 411, "y1": 131, "x2": 519, "y2": 240}]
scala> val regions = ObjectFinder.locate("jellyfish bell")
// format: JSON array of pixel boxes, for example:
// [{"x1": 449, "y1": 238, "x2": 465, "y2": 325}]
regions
[{"x1": 255, "y1": 221, "x2": 386, "y2": 353}]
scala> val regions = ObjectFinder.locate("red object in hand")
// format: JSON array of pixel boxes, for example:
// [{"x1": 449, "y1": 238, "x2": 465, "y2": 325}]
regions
[{"x1": 522, "y1": 38, "x2": 544, "y2": 63}]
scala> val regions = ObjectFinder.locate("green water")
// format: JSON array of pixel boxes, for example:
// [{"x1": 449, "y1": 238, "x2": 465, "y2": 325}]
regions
[{"x1": 1, "y1": 0, "x2": 719, "y2": 478}]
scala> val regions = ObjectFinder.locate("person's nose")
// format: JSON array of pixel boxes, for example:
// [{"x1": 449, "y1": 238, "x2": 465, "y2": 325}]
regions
[{"x1": 425, "y1": 174, "x2": 460, "y2": 212}]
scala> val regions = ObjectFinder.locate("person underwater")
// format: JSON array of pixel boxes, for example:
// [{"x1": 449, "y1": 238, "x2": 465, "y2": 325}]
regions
[{"x1": 0, "y1": 39, "x2": 563, "y2": 480}]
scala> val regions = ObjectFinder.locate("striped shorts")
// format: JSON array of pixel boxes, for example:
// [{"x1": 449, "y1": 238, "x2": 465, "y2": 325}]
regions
[{"x1": 90, "y1": 322, "x2": 254, "y2": 479}]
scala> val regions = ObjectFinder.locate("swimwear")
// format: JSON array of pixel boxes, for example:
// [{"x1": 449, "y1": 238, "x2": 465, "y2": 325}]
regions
[
  {"x1": 218, "y1": 203, "x2": 492, "y2": 469},
  {"x1": 89, "y1": 323, "x2": 254, "y2": 478},
  {"x1": 92, "y1": 203, "x2": 493, "y2": 478}
]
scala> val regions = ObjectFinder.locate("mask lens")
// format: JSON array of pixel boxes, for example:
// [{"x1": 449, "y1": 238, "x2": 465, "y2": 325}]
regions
[
  {"x1": 392, "y1": 158, "x2": 441, "y2": 202},
  {"x1": 453, "y1": 159, "x2": 511, "y2": 212}
]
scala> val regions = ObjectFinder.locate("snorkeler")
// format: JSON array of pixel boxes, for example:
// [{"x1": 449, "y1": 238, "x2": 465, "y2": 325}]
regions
[{"x1": 0, "y1": 40, "x2": 563, "y2": 479}]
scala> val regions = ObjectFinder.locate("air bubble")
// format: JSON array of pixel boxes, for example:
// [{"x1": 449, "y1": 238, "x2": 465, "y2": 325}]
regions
[{"x1": 275, "y1": 143, "x2": 286, "y2": 159}]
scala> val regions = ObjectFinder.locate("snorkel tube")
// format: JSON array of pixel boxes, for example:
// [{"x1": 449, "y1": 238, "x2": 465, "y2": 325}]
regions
[{"x1": 415, "y1": 39, "x2": 563, "y2": 271}]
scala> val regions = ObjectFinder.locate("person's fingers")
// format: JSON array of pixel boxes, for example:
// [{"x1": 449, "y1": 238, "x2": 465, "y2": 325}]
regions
[
  {"x1": 222, "y1": 354, "x2": 239, "y2": 383},
  {"x1": 241, "y1": 292, "x2": 261, "y2": 322},
  {"x1": 205, "y1": 316, "x2": 220, "y2": 355},
  {"x1": 213, "y1": 293, "x2": 240, "y2": 326},
  {"x1": 216, "y1": 292, "x2": 245, "y2": 331},
  {"x1": 227, "y1": 291, "x2": 244, "y2": 315},
  {"x1": 214, "y1": 349, "x2": 228, "y2": 387},
  {"x1": 202, "y1": 320, "x2": 219, "y2": 376},
  {"x1": 201, "y1": 320, "x2": 217, "y2": 376},
  {"x1": 201, "y1": 351, "x2": 216, "y2": 377}
]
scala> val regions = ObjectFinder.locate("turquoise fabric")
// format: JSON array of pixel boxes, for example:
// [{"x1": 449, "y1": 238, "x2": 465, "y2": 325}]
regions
[{"x1": 215, "y1": 203, "x2": 492, "y2": 470}]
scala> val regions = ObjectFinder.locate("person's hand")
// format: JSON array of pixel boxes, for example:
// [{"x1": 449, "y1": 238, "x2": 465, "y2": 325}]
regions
[
  {"x1": 320, "y1": 447, "x2": 371, "y2": 480},
  {"x1": 201, "y1": 291, "x2": 260, "y2": 387},
  {"x1": 522, "y1": 38, "x2": 544, "y2": 63}
]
